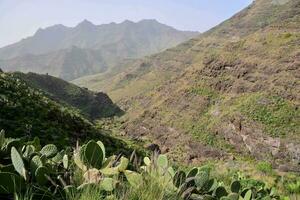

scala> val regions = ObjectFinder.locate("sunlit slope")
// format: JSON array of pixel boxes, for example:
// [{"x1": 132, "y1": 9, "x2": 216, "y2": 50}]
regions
[{"x1": 76, "y1": 0, "x2": 300, "y2": 168}]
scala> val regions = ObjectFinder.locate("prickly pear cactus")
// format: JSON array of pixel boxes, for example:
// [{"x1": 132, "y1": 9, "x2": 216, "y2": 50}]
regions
[
  {"x1": 143, "y1": 157, "x2": 151, "y2": 166},
  {"x1": 83, "y1": 140, "x2": 104, "y2": 169},
  {"x1": 195, "y1": 170, "x2": 209, "y2": 190},
  {"x1": 227, "y1": 193, "x2": 239, "y2": 200},
  {"x1": 157, "y1": 154, "x2": 168, "y2": 169},
  {"x1": 187, "y1": 167, "x2": 199, "y2": 178},
  {"x1": 100, "y1": 178, "x2": 115, "y2": 192},
  {"x1": 124, "y1": 170, "x2": 143, "y2": 188},
  {"x1": 30, "y1": 155, "x2": 43, "y2": 177},
  {"x1": 11, "y1": 147, "x2": 27, "y2": 180},
  {"x1": 35, "y1": 166, "x2": 49, "y2": 185},
  {"x1": 96, "y1": 140, "x2": 106, "y2": 160},
  {"x1": 0, "y1": 130, "x2": 5, "y2": 149},
  {"x1": 23, "y1": 145, "x2": 35, "y2": 158},
  {"x1": 230, "y1": 180, "x2": 241, "y2": 193},
  {"x1": 63, "y1": 154, "x2": 69, "y2": 169},
  {"x1": 40, "y1": 144, "x2": 58, "y2": 158},
  {"x1": 173, "y1": 170, "x2": 186, "y2": 188},
  {"x1": 117, "y1": 156, "x2": 129, "y2": 172},
  {"x1": 215, "y1": 186, "x2": 228, "y2": 199}
]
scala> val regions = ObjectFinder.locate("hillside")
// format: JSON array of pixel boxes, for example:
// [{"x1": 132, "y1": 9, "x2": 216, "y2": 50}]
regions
[
  {"x1": 0, "y1": 19, "x2": 198, "y2": 80},
  {"x1": 13, "y1": 72, "x2": 123, "y2": 119},
  {"x1": 75, "y1": 0, "x2": 300, "y2": 170},
  {"x1": 0, "y1": 71, "x2": 137, "y2": 156}
]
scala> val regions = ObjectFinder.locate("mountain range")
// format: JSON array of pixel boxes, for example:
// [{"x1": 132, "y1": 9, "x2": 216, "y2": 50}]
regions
[{"x1": 0, "y1": 19, "x2": 197, "y2": 80}]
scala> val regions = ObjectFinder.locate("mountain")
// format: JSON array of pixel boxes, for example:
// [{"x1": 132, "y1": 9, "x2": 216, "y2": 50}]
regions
[
  {"x1": 0, "y1": 19, "x2": 198, "y2": 80},
  {"x1": 13, "y1": 72, "x2": 123, "y2": 119},
  {"x1": 74, "y1": 0, "x2": 300, "y2": 170},
  {"x1": 0, "y1": 71, "x2": 135, "y2": 155}
]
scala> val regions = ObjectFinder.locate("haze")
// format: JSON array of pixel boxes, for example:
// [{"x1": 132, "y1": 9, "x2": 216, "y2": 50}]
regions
[{"x1": 0, "y1": 0, "x2": 253, "y2": 48}]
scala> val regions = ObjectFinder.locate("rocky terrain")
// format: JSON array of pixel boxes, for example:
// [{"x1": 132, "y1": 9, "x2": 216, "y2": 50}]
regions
[{"x1": 75, "y1": 0, "x2": 300, "y2": 170}]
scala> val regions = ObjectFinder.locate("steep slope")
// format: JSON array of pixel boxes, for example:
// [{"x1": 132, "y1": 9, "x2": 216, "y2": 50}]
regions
[
  {"x1": 75, "y1": 0, "x2": 300, "y2": 170},
  {"x1": 13, "y1": 72, "x2": 123, "y2": 120},
  {"x1": 0, "y1": 19, "x2": 198, "y2": 80},
  {"x1": 0, "y1": 71, "x2": 137, "y2": 155}
]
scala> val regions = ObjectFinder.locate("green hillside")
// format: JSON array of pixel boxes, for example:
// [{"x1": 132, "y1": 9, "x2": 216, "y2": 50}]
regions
[
  {"x1": 74, "y1": 0, "x2": 300, "y2": 170},
  {"x1": 13, "y1": 72, "x2": 123, "y2": 120},
  {"x1": 0, "y1": 71, "x2": 137, "y2": 155}
]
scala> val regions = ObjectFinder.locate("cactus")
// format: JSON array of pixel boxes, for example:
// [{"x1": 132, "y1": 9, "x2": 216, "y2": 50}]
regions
[
  {"x1": 40, "y1": 144, "x2": 58, "y2": 158},
  {"x1": 143, "y1": 156, "x2": 151, "y2": 166},
  {"x1": 74, "y1": 151, "x2": 87, "y2": 171},
  {"x1": 63, "y1": 154, "x2": 68, "y2": 169},
  {"x1": 227, "y1": 193, "x2": 239, "y2": 200},
  {"x1": 215, "y1": 186, "x2": 228, "y2": 199},
  {"x1": 0, "y1": 172, "x2": 25, "y2": 194},
  {"x1": 35, "y1": 166, "x2": 49, "y2": 185},
  {"x1": 124, "y1": 170, "x2": 143, "y2": 188},
  {"x1": 231, "y1": 180, "x2": 241, "y2": 193},
  {"x1": 117, "y1": 156, "x2": 129, "y2": 172},
  {"x1": 6, "y1": 139, "x2": 21, "y2": 154},
  {"x1": 30, "y1": 155, "x2": 43, "y2": 176},
  {"x1": 173, "y1": 170, "x2": 186, "y2": 188},
  {"x1": 243, "y1": 190, "x2": 252, "y2": 200},
  {"x1": 11, "y1": 147, "x2": 27, "y2": 180},
  {"x1": 195, "y1": 170, "x2": 209, "y2": 190},
  {"x1": 157, "y1": 154, "x2": 168, "y2": 169},
  {"x1": 83, "y1": 140, "x2": 104, "y2": 169},
  {"x1": 22, "y1": 145, "x2": 35, "y2": 159},
  {"x1": 187, "y1": 167, "x2": 199, "y2": 178},
  {"x1": 51, "y1": 150, "x2": 64, "y2": 164},
  {"x1": 100, "y1": 178, "x2": 115, "y2": 192},
  {"x1": 0, "y1": 130, "x2": 5, "y2": 149},
  {"x1": 96, "y1": 140, "x2": 106, "y2": 160},
  {"x1": 202, "y1": 178, "x2": 218, "y2": 193}
]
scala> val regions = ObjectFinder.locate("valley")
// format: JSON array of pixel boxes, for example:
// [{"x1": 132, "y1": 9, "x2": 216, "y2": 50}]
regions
[{"x1": 0, "y1": 0, "x2": 299, "y2": 199}]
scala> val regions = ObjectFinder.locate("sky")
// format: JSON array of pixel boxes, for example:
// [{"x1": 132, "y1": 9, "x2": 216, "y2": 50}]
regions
[{"x1": 0, "y1": 0, "x2": 253, "y2": 48}]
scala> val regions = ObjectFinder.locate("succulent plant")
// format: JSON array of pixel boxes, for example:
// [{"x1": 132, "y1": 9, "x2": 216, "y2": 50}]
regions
[
  {"x1": 157, "y1": 154, "x2": 168, "y2": 169},
  {"x1": 63, "y1": 154, "x2": 69, "y2": 169},
  {"x1": 173, "y1": 170, "x2": 186, "y2": 188},
  {"x1": 35, "y1": 166, "x2": 49, "y2": 185},
  {"x1": 215, "y1": 186, "x2": 228, "y2": 199},
  {"x1": 100, "y1": 177, "x2": 115, "y2": 192},
  {"x1": 40, "y1": 144, "x2": 58, "y2": 158},
  {"x1": 82, "y1": 140, "x2": 104, "y2": 169},
  {"x1": 22, "y1": 145, "x2": 36, "y2": 159},
  {"x1": 230, "y1": 180, "x2": 241, "y2": 193},
  {"x1": 124, "y1": 170, "x2": 143, "y2": 187},
  {"x1": 143, "y1": 156, "x2": 151, "y2": 166},
  {"x1": 11, "y1": 147, "x2": 27, "y2": 180},
  {"x1": 195, "y1": 170, "x2": 210, "y2": 190},
  {"x1": 30, "y1": 155, "x2": 43, "y2": 177}
]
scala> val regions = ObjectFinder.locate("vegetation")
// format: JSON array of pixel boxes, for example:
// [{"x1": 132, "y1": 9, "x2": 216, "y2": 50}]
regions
[
  {"x1": 1, "y1": 131, "x2": 294, "y2": 200},
  {"x1": 13, "y1": 72, "x2": 123, "y2": 120}
]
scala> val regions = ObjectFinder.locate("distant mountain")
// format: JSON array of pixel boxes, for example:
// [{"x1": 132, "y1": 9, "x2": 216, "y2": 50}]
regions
[{"x1": 0, "y1": 19, "x2": 198, "y2": 80}]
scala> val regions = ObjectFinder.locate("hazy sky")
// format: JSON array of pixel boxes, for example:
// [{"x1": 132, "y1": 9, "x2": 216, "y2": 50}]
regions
[{"x1": 0, "y1": 0, "x2": 253, "y2": 48}]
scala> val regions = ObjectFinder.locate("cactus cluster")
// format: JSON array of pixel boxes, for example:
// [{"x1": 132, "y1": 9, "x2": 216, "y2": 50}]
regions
[{"x1": 0, "y1": 131, "x2": 281, "y2": 200}]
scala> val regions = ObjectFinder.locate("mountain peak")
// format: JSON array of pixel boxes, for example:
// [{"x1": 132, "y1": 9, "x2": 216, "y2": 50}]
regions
[{"x1": 76, "y1": 19, "x2": 95, "y2": 28}]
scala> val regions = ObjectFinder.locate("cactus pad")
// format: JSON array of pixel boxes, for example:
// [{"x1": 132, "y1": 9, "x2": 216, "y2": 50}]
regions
[
  {"x1": 11, "y1": 147, "x2": 27, "y2": 180},
  {"x1": 40, "y1": 144, "x2": 58, "y2": 158}
]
